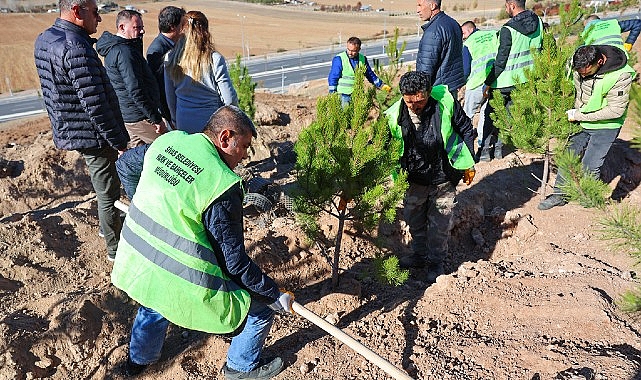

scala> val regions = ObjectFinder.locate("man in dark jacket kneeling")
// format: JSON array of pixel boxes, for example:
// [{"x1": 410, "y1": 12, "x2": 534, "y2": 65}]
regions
[{"x1": 385, "y1": 71, "x2": 476, "y2": 283}]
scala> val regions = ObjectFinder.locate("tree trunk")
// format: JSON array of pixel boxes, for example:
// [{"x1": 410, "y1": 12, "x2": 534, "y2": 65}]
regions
[
  {"x1": 332, "y1": 205, "x2": 347, "y2": 289},
  {"x1": 540, "y1": 142, "x2": 551, "y2": 200}
]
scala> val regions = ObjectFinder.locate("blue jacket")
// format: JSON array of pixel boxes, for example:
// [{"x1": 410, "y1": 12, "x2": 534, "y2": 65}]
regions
[
  {"x1": 327, "y1": 53, "x2": 383, "y2": 92},
  {"x1": 96, "y1": 31, "x2": 163, "y2": 124},
  {"x1": 147, "y1": 33, "x2": 174, "y2": 122},
  {"x1": 416, "y1": 11, "x2": 465, "y2": 92},
  {"x1": 34, "y1": 18, "x2": 129, "y2": 151},
  {"x1": 115, "y1": 144, "x2": 280, "y2": 302},
  {"x1": 619, "y1": 19, "x2": 641, "y2": 45}
]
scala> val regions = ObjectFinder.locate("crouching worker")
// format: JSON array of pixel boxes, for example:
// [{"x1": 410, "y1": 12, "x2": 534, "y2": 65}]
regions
[
  {"x1": 385, "y1": 71, "x2": 476, "y2": 283},
  {"x1": 111, "y1": 105, "x2": 294, "y2": 379}
]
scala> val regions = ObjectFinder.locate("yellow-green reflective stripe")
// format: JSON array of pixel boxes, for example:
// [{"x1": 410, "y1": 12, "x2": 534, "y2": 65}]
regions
[
  {"x1": 124, "y1": 206, "x2": 243, "y2": 292},
  {"x1": 507, "y1": 49, "x2": 531, "y2": 60},
  {"x1": 504, "y1": 59, "x2": 534, "y2": 72},
  {"x1": 590, "y1": 35, "x2": 624, "y2": 46}
]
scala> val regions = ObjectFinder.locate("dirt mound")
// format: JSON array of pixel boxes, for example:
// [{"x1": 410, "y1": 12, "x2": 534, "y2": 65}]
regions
[{"x1": 1, "y1": 92, "x2": 641, "y2": 380}]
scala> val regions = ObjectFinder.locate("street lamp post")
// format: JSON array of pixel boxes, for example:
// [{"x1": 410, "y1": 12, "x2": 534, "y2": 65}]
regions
[{"x1": 237, "y1": 14, "x2": 246, "y2": 64}]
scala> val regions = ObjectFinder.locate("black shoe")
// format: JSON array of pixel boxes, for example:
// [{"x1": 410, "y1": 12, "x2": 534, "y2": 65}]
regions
[
  {"x1": 398, "y1": 253, "x2": 427, "y2": 269},
  {"x1": 222, "y1": 357, "x2": 284, "y2": 380},
  {"x1": 426, "y1": 262, "x2": 445, "y2": 283},
  {"x1": 537, "y1": 195, "x2": 567, "y2": 211},
  {"x1": 124, "y1": 358, "x2": 147, "y2": 377},
  {"x1": 107, "y1": 252, "x2": 116, "y2": 262}
]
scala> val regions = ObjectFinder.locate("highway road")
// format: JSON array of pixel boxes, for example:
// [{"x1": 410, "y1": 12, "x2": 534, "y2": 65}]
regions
[{"x1": 0, "y1": 36, "x2": 420, "y2": 122}]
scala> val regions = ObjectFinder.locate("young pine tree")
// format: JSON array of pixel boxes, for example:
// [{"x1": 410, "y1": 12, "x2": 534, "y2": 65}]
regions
[
  {"x1": 294, "y1": 65, "x2": 408, "y2": 288},
  {"x1": 489, "y1": 0, "x2": 583, "y2": 199},
  {"x1": 372, "y1": 27, "x2": 406, "y2": 108},
  {"x1": 229, "y1": 54, "x2": 257, "y2": 120}
]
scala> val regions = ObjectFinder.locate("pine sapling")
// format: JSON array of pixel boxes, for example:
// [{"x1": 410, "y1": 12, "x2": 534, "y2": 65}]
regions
[{"x1": 294, "y1": 65, "x2": 408, "y2": 288}]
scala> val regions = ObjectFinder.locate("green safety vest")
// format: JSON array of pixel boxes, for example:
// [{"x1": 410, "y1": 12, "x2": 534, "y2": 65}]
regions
[
  {"x1": 493, "y1": 18, "x2": 543, "y2": 89},
  {"x1": 579, "y1": 64, "x2": 636, "y2": 130},
  {"x1": 336, "y1": 51, "x2": 366, "y2": 95},
  {"x1": 111, "y1": 130, "x2": 251, "y2": 334},
  {"x1": 582, "y1": 19, "x2": 626, "y2": 52},
  {"x1": 464, "y1": 30, "x2": 499, "y2": 90},
  {"x1": 384, "y1": 85, "x2": 475, "y2": 171}
]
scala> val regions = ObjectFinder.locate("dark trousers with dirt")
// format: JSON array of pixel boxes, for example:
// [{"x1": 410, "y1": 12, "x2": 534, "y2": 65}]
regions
[
  {"x1": 401, "y1": 181, "x2": 456, "y2": 282},
  {"x1": 79, "y1": 146, "x2": 122, "y2": 259}
]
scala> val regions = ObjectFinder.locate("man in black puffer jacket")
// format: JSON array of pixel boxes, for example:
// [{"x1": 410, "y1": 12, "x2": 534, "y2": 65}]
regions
[
  {"x1": 34, "y1": 0, "x2": 130, "y2": 262},
  {"x1": 97, "y1": 9, "x2": 166, "y2": 148},
  {"x1": 416, "y1": 0, "x2": 465, "y2": 95}
]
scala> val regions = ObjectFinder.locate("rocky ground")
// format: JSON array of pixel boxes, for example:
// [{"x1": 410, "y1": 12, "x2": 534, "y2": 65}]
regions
[{"x1": 1, "y1": 91, "x2": 641, "y2": 380}]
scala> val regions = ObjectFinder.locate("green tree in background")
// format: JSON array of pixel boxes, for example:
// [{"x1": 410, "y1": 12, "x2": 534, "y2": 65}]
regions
[{"x1": 229, "y1": 54, "x2": 257, "y2": 120}]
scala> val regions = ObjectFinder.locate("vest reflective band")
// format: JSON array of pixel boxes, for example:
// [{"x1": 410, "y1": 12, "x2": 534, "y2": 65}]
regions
[
  {"x1": 494, "y1": 18, "x2": 543, "y2": 89},
  {"x1": 384, "y1": 85, "x2": 475, "y2": 171},
  {"x1": 582, "y1": 19, "x2": 625, "y2": 51},
  {"x1": 336, "y1": 51, "x2": 366, "y2": 95},
  {"x1": 579, "y1": 64, "x2": 636, "y2": 130},
  {"x1": 111, "y1": 131, "x2": 251, "y2": 333},
  {"x1": 464, "y1": 30, "x2": 499, "y2": 90}
]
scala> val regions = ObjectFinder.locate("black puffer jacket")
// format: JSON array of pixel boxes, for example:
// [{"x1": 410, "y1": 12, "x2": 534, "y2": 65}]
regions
[
  {"x1": 416, "y1": 11, "x2": 465, "y2": 92},
  {"x1": 485, "y1": 10, "x2": 542, "y2": 90},
  {"x1": 96, "y1": 32, "x2": 162, "y2": 124},
  {"x1": 34, "y1": 19, "x2": 128, "y2": 151}
]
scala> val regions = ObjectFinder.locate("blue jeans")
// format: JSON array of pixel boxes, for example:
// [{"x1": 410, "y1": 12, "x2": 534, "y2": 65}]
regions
[
  {"x1": 129, "y1": 300, "x2": 275, "y2": 372},
  {"x1": 78, "y1": 146, "x2": 121, "y2": 257}
]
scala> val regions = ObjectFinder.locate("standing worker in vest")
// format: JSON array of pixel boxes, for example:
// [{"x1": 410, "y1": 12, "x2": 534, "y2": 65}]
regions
[
  {"x1": 461, "y1": 21, "x2": 498, "y2": 153},
  {"x1": 328, "y1": 36, "x2": 391, "y2": 106},
  {"x1": 385, "y1": 71, "x2": 476, "y2": 283},
  {"x1": 538, "y1": 45, "x2": 635, "y2": 210},
  {"x1": 112, "y1": 105, "x2": 294, "y2": 379},
  {"x1": 582, "y1": 14, "x2": 641, "y2": 53},
  {"x1": 479, "y1": 0, "x2": 543, "y2": 162}
]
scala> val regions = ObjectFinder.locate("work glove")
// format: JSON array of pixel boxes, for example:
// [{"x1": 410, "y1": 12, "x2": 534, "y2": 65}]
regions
[
  {"x1": 268, "y1": 289, "x2": 295, "y2": 314},
  {"x1": 381, "y1": 84, "x2": 392, "y2": 93},
  {"x1": 624, "y1": 43, "x2": 633, "y2": 52},
  {"x1": 463, "y1": 167, "x2": 476, "y2": 185},
  {"x1": 566, "y1": 109, "x2": 577, "y2": 122}
]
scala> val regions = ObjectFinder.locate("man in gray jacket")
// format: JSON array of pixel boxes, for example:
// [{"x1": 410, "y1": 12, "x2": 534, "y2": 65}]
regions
[
  {"x1": 34, "y1": 0, "x2": 129, "y2": 261},
  {"x1": 97, "y1": 9, "x2": 166, "y2": 147},
  {"x1": 538, "y1": 45, "x2": 635, "y2": 210},
  {"x1": 415, "y1": 0, "x2": 465, "y2": 94}
]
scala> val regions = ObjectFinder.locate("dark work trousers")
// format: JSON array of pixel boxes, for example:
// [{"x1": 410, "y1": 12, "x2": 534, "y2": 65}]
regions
[
  {"x1": 480, "y1": 89, "x2": 512, "y2": 152},
  {"x1": 403, "y1": 181, "x2": 457, "y2": 265},
  {"x1": 552, "y1": 127, "x2": 621, "y2": 191},
  {"x1": 79, "y1": 146, "x2": 122, "y2": 257}
]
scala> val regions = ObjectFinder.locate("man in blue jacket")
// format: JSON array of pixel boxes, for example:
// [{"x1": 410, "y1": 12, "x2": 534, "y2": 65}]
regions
[
  {"x1": 147, "y1": 6, "x2": 186, "y2": 124},
  {"x1": 328, "y1": 36, "x2": 391, "y2": 106},
  {"x1": 34, "y1": 0, "x2": 129, "y2": 262},
  {"x1": 416, "y1": 0, "x2": 465, "y2": 95},
  {"x1": 97, "y1": 10, "x2": 167, "y2": 147},
  {"x1": 583, "y1": 14, "x2": 641, "y2": 53}
]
